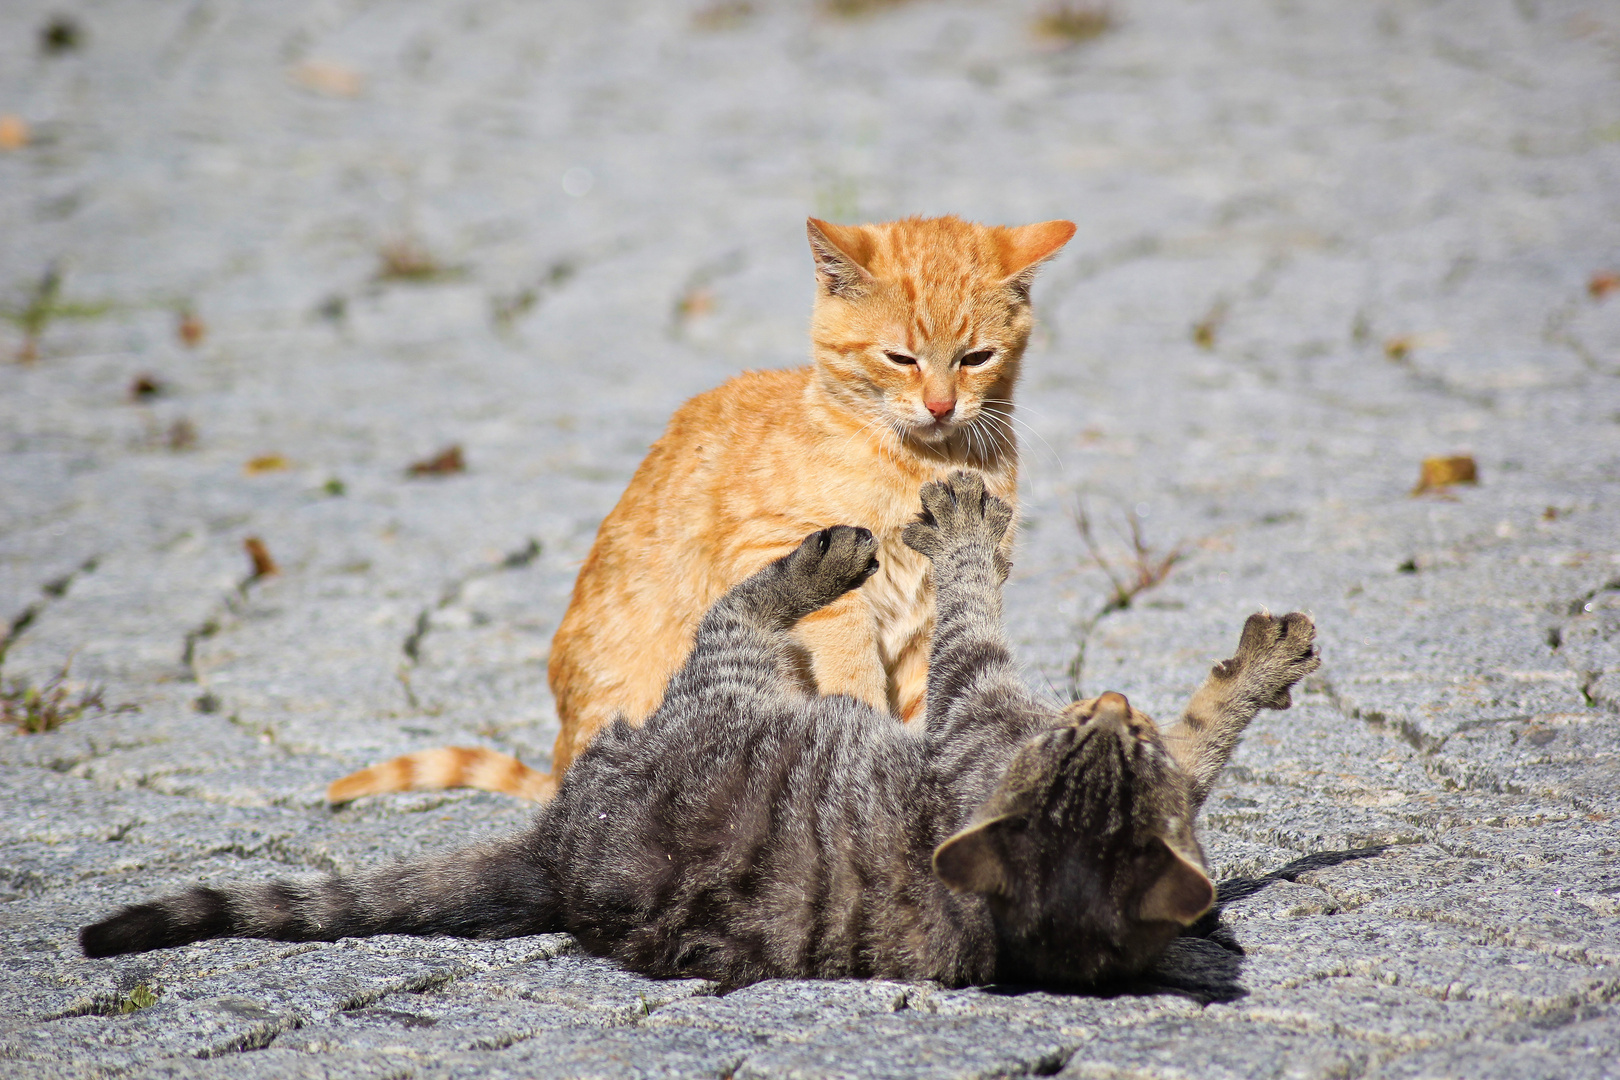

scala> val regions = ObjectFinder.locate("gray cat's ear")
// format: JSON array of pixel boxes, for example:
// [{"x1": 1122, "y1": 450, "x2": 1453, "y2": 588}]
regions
[
  {"x1": 998, "y1": 220, "x2": 1077, "y2": 301},
  {"x1": 807, "y1": 218, "x2": 876, "y2": 298},
  {"x1": 933, "y1": 817, "x2": 1013, "y2": 895},
  {"x1": 1137, "y1": 838, "x2": 1214, "y2": 926}
]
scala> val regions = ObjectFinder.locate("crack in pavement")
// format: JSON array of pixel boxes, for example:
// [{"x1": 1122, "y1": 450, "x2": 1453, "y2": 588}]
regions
[
  {"x1": 394, "y1": 538, "x2": 543, "y2": 714},
  {"x1": 1544, "y1": 296, "x2": 1620, "y2": 380},
  {"x1": 0, "y1": 555, "x2": 99, "y2": 672},
  {"x1": 1318, "y1": 677, "x2": 1616, "y2": 816},
  {"x1": 400, "y1": 538, "x2": 542, "y2": 668}
]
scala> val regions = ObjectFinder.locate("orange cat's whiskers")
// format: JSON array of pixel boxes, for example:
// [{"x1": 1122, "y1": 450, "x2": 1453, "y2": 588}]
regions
[
  {"x1": 979, "y1": 402, "x2": 1061, "y2": 473},
  {"x1": 971, "y1": 417, "x2": 1005, "y2": 468},
  {"x1": 981, "y1": 396, "x2": 1049, "y2": 421},
  {"x1": 849, "y1": 412, "x2": 910, "y2": 475},
  {"x1": 954, "y1": 421, "x2": 982, "y2": 468},
  {"x1": 966, "y1": 409, "x2": 1017, "y2": 463},
  {"x1": 959, "y1": 420, "x2": 984, "y2": 466}
]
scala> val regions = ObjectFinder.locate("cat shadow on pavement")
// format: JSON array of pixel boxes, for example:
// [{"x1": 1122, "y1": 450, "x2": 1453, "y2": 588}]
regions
[
  {"x1": 1208, "y1": 845, "x2": 1388, "y2": 911},
  {"x1": 1168, "y1": 845, "x2": 1388, "y2": 1003}
]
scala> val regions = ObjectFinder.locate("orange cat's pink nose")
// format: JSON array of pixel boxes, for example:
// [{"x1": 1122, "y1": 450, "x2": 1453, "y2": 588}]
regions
[{"x1": 925, "y1": 399, "x2": 955, "y2": 420}]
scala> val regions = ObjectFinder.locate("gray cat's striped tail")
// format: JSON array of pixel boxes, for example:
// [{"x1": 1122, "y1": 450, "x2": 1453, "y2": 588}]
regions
[{"x1": 80, "y1": 837, "x2": 557, "y2": 958}]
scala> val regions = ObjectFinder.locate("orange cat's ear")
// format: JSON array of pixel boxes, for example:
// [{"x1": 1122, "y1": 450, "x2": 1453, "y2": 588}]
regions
[
  {"x1": 807, "y1": 218, "x2": 877, "y2": 298},
  {"x1": 999, "y1": 220, "x2": 1077, "y2": 300},
  {"x1": 1137, "y1": 838, "x2": 1214, "y2": 926}
]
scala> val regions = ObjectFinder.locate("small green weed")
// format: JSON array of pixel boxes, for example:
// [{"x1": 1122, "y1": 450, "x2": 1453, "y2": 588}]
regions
[
  {"x1": 1066, "y1": 504, "x2": 1185, "y2": 698},
  {"x1": 2, "y1": 264, "x2": 117, "y2": 362},
  {"x1": 1, "y1": 665, "x2": 126, "y2": 734},
  {"x1": 1076, "y1": 505, "x2": 1184, "y2": 616},
  {"x1": 119, "y1": 984, "x2": 160, "y2": 1014},
  {"x1": 818, "y1": 0, "x2": 911, "y2": 18}
]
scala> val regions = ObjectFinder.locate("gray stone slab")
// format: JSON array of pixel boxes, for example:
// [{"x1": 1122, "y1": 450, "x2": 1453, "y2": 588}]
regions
[
  {"x1": 1058, "y1": 1015, "x2": 1375, "y2": 1079},
  {"x1": 910, "y1": 983, "x2": 1203, "y2": 1035},
  {"x1": 124, "y1": 1051, "x2": 415, "y2": 1080},
  {"x1": 1368, "y1": 1004, "x2": 1620, "y2": 1080},
  {"x1": 449, "y1": 953, "x2": 716, "y2": 1024},
  {"x1": 421, "y1": 1026, "x2": 760, "y2": 1080},
  {"x1": 1205, "y1": 977, "x2": 1515, "y2": 1054},
  {"x1": 645, "y1": 979, "x2": 912, "y2": 1041},
  {"x1": 734, "y1": 1013, "x2": 1078, "y2": 1080},
  {"x1": 274, "y1": 995, "x2": 601, "y2": 1055},
  {"x1": 1233, "y1": 912, "x2": 1619, "y2": 1012}
]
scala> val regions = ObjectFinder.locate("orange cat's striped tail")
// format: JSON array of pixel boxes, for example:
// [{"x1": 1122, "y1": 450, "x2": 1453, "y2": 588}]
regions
[{"x1": 326, "y1": 747, "x2": 557, "y2": 805}]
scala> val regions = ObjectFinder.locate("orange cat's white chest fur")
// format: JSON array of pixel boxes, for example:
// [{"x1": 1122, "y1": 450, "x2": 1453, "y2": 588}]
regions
[{"x1": 867, "y1": 536, "x2": 938, "y2": 702}]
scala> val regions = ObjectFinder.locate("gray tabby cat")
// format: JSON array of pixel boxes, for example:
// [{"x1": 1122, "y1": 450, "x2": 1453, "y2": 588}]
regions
[{"x1": 81, "y1": 473, "x2": 1319, "y2": 988}]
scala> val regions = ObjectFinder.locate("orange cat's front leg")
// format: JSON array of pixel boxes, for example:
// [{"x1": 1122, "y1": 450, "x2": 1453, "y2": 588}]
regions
[{"x1": 792, "y1": 591, "x2": 888, "y2": 713}]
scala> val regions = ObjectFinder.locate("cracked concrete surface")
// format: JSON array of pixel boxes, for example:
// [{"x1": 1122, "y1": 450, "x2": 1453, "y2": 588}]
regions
[{"x1": 2, "y1": 0, "x2": 1618, "y2": 1076}]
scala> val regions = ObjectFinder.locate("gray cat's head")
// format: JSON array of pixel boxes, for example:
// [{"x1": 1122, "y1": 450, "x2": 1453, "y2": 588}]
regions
[{"x1": 932, "y1": 692, "x2": 1213, "y2": 983}]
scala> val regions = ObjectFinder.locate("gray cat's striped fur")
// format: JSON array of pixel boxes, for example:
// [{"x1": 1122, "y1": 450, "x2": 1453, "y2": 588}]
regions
[{"x1": 81, "y1": 473, "x2": 1319, "y2": 988}]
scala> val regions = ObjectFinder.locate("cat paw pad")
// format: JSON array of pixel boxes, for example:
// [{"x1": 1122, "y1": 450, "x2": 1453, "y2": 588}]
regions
[
  {"x1": 786, "y1": 525, "x2": 880, "y2": 604},
  {"x1": 1217, "y1": 612, "x2": 1320, "y2": 709},
  {"x1": 902, "y1": 471, "x2": 1012, "y2": 559}
]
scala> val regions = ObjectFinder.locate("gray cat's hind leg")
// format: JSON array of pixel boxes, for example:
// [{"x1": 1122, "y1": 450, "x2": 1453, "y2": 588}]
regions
[{"x1": 1166, "y1": 612, "x2": 1321, "y2": 812}]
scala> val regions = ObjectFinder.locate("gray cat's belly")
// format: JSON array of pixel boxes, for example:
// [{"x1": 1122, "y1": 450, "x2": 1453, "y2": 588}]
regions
[{"x1": 552, "y1": 698, "x2": 962, "y2": 983}]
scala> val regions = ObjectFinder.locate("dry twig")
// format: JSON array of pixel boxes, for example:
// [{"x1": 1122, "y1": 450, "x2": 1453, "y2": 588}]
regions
[{"x1": 1066, "y1": 503, "x2": 1186, "y2": 697}]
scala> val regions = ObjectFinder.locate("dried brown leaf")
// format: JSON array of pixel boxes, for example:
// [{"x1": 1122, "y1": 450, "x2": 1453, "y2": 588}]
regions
[
  {"x1": 377, "y1": 239, "x2": 448, "y2": 282},
  {"x1": 0, "y1": 114, "x2": 29, "y2": 151},
  {"x1": 245, "y1": 454, "x2": 291, "y2": 474},
  {"x1": 129, "y1": 374, "x2": 165, "y2": 400},
  {"x1": 166, "y1": 418, "x2": 197, "y2": 451},
  {"x1": 177, "y1": 310, "x2": 205, "y2": 347},
  {"x1": 244, "y1": 537, "x2": 279, "y2": 579},
  {"x1": 675, "y1": 288, "x2": 715, "y2": 321},
  {"x1": 1034, "y1": 2, "x2": 1113, "y2": 44},
  {"x1": 1192, "y1": 301, "x2": 1227, "y2": 350},
  {"x1": 408, "y1": 445, "x2": 465, "y2": 476},
  {"x1": 693, "y1": 1, "x2": 755, "y2": 30},
  {"x1": 1412, "y1": 454, "x2": 1478, "y2": 495},
  {"x1": 818, "y1": 0, "x2": 909, "y2": 17},
  {"x1": 292, "y1": 60, "x2": 363, "y2": 98}
]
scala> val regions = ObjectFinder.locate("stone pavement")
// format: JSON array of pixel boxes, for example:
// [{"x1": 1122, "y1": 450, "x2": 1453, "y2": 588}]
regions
[{"x1": 2, "y1": 0, "x2": 1617, "y2": 1076}]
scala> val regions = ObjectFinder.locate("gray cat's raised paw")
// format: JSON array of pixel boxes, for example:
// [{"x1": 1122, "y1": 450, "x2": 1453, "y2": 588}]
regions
[
  {"x1": 902, "y1": 471, "x2": 1012, "y2": 560},
  {"x1": 1212, "y1": 612, "x2": 1320, "y2": 710},
  {"x1": 785, "y1": 525, "x2": 880, "y2": 607}
]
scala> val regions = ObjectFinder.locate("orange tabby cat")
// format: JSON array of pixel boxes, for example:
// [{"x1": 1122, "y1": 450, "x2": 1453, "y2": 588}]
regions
[{"x1": 329, "y1": 215, "x2": 1074, "y2": 804}]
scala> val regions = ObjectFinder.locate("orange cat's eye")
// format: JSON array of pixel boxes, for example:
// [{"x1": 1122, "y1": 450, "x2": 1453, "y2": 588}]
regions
[
  {"x1": 960, "y1": 350, "x2": 994, "y2": 367},
  {"x1": 884, "y1": 352, "x2": 918, "y2": 366}
]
